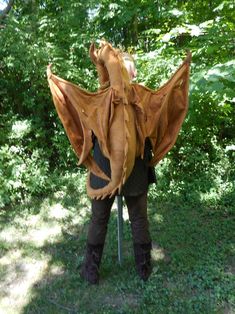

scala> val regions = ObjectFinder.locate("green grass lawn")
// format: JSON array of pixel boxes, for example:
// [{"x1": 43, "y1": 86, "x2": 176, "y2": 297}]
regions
[{"x1": 0, "y1": 173, "x2": 234, "y2": 314}]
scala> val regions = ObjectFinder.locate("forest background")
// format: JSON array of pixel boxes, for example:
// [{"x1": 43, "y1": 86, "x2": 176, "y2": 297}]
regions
[
  {"x1": 0, "y1": 0, "x2": 235, "y2": 313},
  {"x1": 0, "y1": 0, "x2": 234, "y2": 207}
]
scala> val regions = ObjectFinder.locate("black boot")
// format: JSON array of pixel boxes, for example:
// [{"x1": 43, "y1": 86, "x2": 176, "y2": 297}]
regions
[
  {"x1": 80, "y1": 242, "x2": 104, "y2": 284},
  {"x1": 133, "y1": 242, "x2": 153, "y2": 281}
]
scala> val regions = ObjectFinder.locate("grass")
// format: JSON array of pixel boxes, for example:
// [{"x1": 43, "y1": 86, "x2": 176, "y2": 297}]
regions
[{"x1": 0, "y1": 172, "x2": 234, "y2": 314}]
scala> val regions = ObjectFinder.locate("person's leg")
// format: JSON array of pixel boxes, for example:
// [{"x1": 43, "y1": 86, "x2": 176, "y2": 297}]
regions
[
  {"x1": 125, "y1": 192, "x2": 151, "y2": 244},
  {"x1": 80, "y1": 196, "x2": 115, "y2": 284},
  {"x1": 87, "y1": 196, "x2": 115, "y2": 244},
  {"x1": 125, "y1": 192, "x2": 153, "y2": 281}
]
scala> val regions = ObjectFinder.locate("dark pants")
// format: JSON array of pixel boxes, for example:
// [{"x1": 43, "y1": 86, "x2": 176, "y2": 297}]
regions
[{"x1": 87, "y1": 192, "x2": 151, "y2": 245}]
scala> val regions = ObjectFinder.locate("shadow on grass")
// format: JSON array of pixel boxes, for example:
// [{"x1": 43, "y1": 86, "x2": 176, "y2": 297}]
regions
[
  {"x1": 1, "y1": 173, "x2": 234, "y2": 313},
  {"x1": 20, "y1": 209, "x2": 143, "y2": 314}
]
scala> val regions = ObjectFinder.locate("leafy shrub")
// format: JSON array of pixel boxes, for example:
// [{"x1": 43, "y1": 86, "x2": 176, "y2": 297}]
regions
[
  {"x1": 0, "y1": 0, "x2": 234, "y2": 209},
  {"x1": 0, "y1": 118, "x2": 50, "y2": 207}
]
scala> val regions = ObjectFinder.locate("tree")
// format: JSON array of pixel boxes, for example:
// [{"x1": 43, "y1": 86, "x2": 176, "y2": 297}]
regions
[{"x1": 0, "y1": 0, "x2": 234, "y2": 207}]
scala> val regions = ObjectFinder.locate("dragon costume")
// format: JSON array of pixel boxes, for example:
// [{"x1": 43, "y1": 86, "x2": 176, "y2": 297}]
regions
[{"x1": 47, "y1": 41, "x2": 191, "y2": 199}]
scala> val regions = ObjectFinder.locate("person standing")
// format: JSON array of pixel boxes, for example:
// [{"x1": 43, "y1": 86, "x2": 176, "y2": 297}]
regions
[{"x1": 80, "y1": 52, "x2": 156, "y2": 284}]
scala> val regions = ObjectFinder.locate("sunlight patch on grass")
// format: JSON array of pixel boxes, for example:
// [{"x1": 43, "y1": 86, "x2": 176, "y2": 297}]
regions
[
  {"x1": 48, "y1": 203, "x2": 70, "y2": 220},
  {"x1": 39, "y1": 194, "x2": 90, "y2": 224},
  {"x1": 26, "y1": 214, "x2": 41, "y2": 226},
  {"x1": 0, "y1": 198, "x2": 74, "y2": 313},
  {"x1": 0, "y1": 221, "x2": 62, "y2": 247},
  {"x1": 0, "y1": 178, "x2": 233, "y2": 313},
  {"x1": 153, "y1": 213, "x2": 164, "y2": 223},
  {"x1": 152, "y1": 242, "x2": 168, "y2": 262},
  {"x1": 0, "y1": 203, "x2": 88, "y2": 254},
  {"x1": 27, "y1": 224, "x2": 62, "y2": 247},
  {"x1": 0, "y1": 252, "x2": 49, "y2": 314},
  {"x1": 0, "y1": 248, "x2": 22, "y2": 267},
  {"x1": 0, "y1": 226, "x2": 21, "y2": 244}
]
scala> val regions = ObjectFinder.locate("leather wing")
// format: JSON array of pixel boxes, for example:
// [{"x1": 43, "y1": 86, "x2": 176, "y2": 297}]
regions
[
  {"x1": 47, "y1": 66, "x2": 111, "y2": 181},
  {"x1": 131, "y1": 52, "x2": 191, "y2": 165}
]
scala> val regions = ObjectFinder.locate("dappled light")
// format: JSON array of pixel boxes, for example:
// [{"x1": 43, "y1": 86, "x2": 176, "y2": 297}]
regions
[
  {"x1": 151, "y1": 243, "x2": 168, "y2": 262},
  {"x1": 0, "y1": 250, "x2": 49, "y2": 313},
  {"x1": 0, "y1": 190, "x2": 90, "y2": 313},
  {"x1": 0, "y1": 0, "x2": 234, "y2": 312},
  {"x1": 0, "y1": 180, "x2": 234, "y2": 312}
]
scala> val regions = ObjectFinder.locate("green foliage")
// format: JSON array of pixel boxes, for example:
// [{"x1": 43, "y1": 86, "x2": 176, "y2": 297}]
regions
[
  {"x1": 0, "y1": 3, "x2": 234, "y2": 312},
  {"x1": 0, "y1": 0, "x2": 234, "y2": 207},
  {"x1": 0, "y1": 117, "x2": 50, "y2": 207}
]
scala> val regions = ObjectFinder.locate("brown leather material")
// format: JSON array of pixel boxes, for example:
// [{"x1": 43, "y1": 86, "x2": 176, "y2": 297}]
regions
[
  {"x1": 89, "y1": 42, "x2": 110, "y2": 89},
  {"x1": 133, "y1": 242, "x2": 153, "y2": 281},
  {"x1": 47, "y1": 41, "x2": 191, "y2": 199},
  {"x1": 80, "y1": 242, "x2": 104, "y2": 285}
]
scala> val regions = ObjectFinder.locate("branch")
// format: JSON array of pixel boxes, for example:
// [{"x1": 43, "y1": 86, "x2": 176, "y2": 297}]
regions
[{"x1": 0, "y1": 0, "x2": 14, "y2": 21}]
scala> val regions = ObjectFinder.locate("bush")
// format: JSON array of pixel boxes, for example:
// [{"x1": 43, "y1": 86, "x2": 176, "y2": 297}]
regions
[{"x1": 0, "y1": 118, "x2": 50, "y2": 207}]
